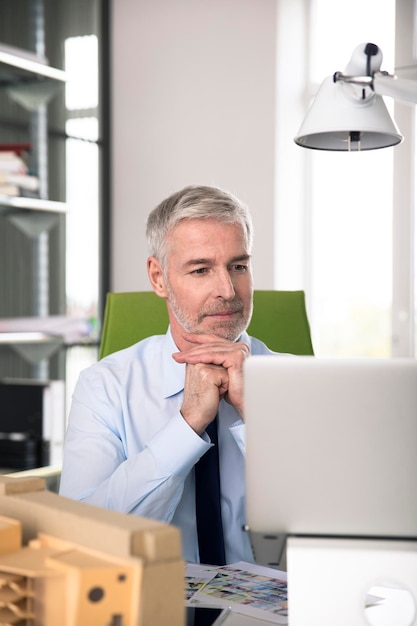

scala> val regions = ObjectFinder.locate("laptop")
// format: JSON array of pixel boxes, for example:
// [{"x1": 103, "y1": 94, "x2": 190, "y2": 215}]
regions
[{"x1": 244, "y1": 356, "x2": 417, "y2": 540}]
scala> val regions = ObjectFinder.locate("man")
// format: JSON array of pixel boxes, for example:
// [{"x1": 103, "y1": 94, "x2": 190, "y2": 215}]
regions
[{"x1": 60, "y1": 185, "x2": 277, "y2": 565}]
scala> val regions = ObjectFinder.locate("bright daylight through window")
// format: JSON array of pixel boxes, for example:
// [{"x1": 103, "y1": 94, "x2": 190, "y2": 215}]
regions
[
  {"x1": 65, "y1": 35, "x2": 99, "y2": 329},
  {"x1": 307, "y1": 0, "x2": 396, "y2": 356}
]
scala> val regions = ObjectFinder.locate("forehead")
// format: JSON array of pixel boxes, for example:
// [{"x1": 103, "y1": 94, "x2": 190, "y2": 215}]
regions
[{"x1": 168, "y1": 218, "x2": 248, "y2": 249}]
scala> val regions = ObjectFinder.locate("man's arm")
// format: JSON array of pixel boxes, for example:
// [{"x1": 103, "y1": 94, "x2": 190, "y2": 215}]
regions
[{"x1": 59, "y1": 368, "x2": 209, "y2": 521}]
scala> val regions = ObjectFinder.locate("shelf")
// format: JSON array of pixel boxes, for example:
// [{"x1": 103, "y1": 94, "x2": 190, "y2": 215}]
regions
[
  {"x1": 0, "y1": 44, "x2": 66, "y2": 110},
  {"x1": 0, "y1": 316, "x2": 94, "y2": 346},
  {"x1": 0, "y1": 332, "x2": 63, "y2": 366},
  {"x1": 0, "y1": 195, "x2": 66, "y2": 215},
  {"x1": 0, "y1": 44, "x2": 66, "y2": 84},
  {"x1": 0, "y1": 331, "x2": 63, "y2": 346}
]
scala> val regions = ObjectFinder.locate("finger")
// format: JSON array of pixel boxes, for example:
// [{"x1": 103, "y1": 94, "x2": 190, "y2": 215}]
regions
[
  {"x1": 173, "y1": 350, "x2": 248, "y2": 368},
  {"x1": 173, "y1": 342, "x2": 249, "y2": 362},
  {"x1": 173, "y1": 339, "x2": 249, "y2": 356}
]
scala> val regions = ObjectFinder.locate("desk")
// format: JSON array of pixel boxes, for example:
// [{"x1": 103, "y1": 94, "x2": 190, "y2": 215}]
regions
[
  {"x1": 215, "y1": 585, "x2": 414, "y2": 626},
  {"x1": 200, "y1": 539, "x2": 417, "y2": 626},
  {"x1": 287, "y1": 537, "x2": 417, "y2": 626},
  {"x1": 223, "y1": 615, "x2": 272, "y2": 625}
]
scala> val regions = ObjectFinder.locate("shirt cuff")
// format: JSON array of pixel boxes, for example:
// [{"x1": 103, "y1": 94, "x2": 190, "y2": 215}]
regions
[{"x1": 146, "y1": 411, "x2": 211, "y2": 478}]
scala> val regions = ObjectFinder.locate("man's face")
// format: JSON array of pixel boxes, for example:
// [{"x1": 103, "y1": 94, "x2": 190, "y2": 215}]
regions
[{"x1": 162, "y1": 219, "x2": 253, "y2": 344}]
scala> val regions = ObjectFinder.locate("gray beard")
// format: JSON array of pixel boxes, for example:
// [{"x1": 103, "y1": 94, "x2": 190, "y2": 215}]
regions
[{"x1": 165, "y1": 282, "x2": 252, "y2": 342}]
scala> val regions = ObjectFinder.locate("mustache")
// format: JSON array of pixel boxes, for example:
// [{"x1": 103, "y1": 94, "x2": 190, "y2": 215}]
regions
[{"x1": 199, "y1": 301, "x2": 244, "y2": 317}]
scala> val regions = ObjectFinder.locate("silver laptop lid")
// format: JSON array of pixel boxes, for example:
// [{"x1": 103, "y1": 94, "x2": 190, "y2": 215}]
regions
[{"x1": 245, "y1": 356, "x2": 417, "y2": 539}]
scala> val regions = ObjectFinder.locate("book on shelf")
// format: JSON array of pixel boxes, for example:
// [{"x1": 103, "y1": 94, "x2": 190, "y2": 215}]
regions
[
  {"x1": 0, "y1": 184, "x2": 40, "y2": 199},
  {"x1": 0, "y1": 144, "x2": 39, "y2": 196},
  {"x1": 0, "y1": 172, "x2": 39, "y2": 191},
  {"x1": 0, "y1": 151, "x2": 29, "y2": 175},
  {"x1": 0, "y1": 142, "x2": 32, "y2": 156},
  {"x1": 0, "y1": 184, "x2": 20, "y2": 196}
]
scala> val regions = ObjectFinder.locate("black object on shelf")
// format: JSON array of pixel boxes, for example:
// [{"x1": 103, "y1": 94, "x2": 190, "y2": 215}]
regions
[
  {"x1": 0, "y1": 379, "x2": 51, "y2": 469},
  {"x1": 0, "y1": 433, "x2": 49, "y2": 470}
]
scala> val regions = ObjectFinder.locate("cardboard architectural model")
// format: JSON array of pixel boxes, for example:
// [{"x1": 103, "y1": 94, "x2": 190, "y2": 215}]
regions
[{"x1": 0, "y1": 476, "x2": 185, "y2": 625}]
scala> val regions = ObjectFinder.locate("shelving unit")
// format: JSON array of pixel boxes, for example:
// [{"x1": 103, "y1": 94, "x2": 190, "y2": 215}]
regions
[
  {"x1": 0, "y1": 39, "x2": 67, "y2": 380},
  {"x1": 0, "y1": 0, "x2": 105, "y2": 471},
  {"x1": 0, "y1": 12, "x2": 68, "y2": 467}
]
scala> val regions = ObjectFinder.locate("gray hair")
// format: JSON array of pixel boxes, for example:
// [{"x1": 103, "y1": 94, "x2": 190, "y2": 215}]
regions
[{"x1": 146, "y1": 185, "x2": 253, "y2": 268}]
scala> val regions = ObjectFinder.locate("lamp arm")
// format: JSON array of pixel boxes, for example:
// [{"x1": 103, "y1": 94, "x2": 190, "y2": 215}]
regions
[
  {"x1": 333, "y1": 70, "x2": 417, "y2": 106},
  {"x1": 373, "y1": 71, "x2": 417, "y2": 105},
  {"x1": 333, "y1": 71, "x2": 373, "y2": 87}
]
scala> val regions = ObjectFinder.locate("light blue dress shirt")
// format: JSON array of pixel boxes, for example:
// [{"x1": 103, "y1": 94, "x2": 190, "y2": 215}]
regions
[{"x1": 60, "y1": 328, "x2": 276, "y2": 564}]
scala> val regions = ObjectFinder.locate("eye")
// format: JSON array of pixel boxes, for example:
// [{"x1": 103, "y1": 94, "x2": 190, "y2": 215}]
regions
[
  {"x1": 230, "y1": 264, "x2": 248, "y2": 272},
  {"x1": 190, "y1": 267, "x2": 208, "y2": 275}
]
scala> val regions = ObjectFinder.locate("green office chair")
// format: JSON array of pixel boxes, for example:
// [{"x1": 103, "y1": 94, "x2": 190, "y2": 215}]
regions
[{"x1": 99, "y1": 290, "x2": 314, "y2": 359}]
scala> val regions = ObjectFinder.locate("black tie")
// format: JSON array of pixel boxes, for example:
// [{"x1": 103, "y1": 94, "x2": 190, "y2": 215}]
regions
[{"x1": 195, "y1": 415, "x2": 226, "y2": 565}]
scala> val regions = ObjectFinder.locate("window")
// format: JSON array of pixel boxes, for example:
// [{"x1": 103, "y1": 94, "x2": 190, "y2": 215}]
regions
[
  {"x1": 65, "y1": 35, "x2": 100, "y2": 328},
  {"x1": 276, "y1": 0, "x2": 398, "y2": 356}
]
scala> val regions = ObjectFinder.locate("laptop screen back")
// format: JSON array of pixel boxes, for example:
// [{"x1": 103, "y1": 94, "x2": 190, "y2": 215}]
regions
[{"x1": 244, "y1": 356, "x2": 417, "y2": 539}]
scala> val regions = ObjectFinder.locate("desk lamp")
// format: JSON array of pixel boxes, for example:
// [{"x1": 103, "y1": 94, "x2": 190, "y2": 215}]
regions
[{"x1": 294, "y1": 42, "x2": 417, "y2": 151}]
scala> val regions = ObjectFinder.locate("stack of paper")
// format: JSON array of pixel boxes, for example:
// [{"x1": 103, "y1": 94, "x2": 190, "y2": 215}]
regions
[{"x1": 186, "y1": 561, "x2": 288, "y2": 624}]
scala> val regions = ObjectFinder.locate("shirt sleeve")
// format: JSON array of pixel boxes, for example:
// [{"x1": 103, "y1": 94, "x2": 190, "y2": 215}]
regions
[
  {"x1": 59, "y1": 367, "x2": 210, "y2": 523},
  {"x1": 229, "y1": 419, "x2": 246, "y2": 455}
]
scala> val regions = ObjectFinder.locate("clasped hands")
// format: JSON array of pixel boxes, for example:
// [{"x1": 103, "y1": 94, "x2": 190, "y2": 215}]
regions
[{"x1": 172, "y1": 333, "x2": 250, "y2": 435}]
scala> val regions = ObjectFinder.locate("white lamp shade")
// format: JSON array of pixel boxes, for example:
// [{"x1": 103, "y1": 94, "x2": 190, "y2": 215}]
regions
[{"x1": 294, "y1": 76, "x2": 403, "y2": 151}]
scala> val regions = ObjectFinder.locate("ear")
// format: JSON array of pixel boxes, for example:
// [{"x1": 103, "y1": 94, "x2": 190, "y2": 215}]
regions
[{"x1": 147, "y1": 256, "x2": 168, "y2": 298}]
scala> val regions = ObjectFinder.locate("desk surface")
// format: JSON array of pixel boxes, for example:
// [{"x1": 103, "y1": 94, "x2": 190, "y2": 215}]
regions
[
  {"x1": 223, "y1": 615, "x2": 272, "y2": 625},
  {"x1": 220, "y1": 590, "x2": 414, "y2": 626},
  {"x1": 216, "y1": 583, "x2": 415, "y2": 625}
]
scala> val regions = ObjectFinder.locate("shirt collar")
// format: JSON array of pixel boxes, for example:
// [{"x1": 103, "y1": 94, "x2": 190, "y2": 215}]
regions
[{"x1": 162, "y1": 328, "x2": 186, "y2": 398}]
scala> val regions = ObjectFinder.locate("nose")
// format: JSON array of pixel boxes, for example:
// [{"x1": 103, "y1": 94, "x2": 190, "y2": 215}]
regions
[{"x1": 215, "y1": 268, "x2": 236, "y2": 300}]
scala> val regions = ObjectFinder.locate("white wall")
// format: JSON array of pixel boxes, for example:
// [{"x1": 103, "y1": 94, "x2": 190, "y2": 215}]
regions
[
  {"x1": 392, "y1": 0, "x2": 416, "y2": 356},
  {"x1": 111, "y1": 0, "x2": 277, "y2": 292}
]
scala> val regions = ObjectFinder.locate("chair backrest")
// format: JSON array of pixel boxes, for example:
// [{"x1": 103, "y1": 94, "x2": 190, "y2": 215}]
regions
[{"x1": 99, "y1": 290, "x2": 314, "y2": 359}]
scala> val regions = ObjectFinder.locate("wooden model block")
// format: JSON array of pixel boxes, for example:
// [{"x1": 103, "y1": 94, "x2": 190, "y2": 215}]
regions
[
  {"x1": 0, "y1": 516, "x2": 21, "y2": 555},
  {"x1": 0, "y1": 476, "x2": 185, "y2": 626}
]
